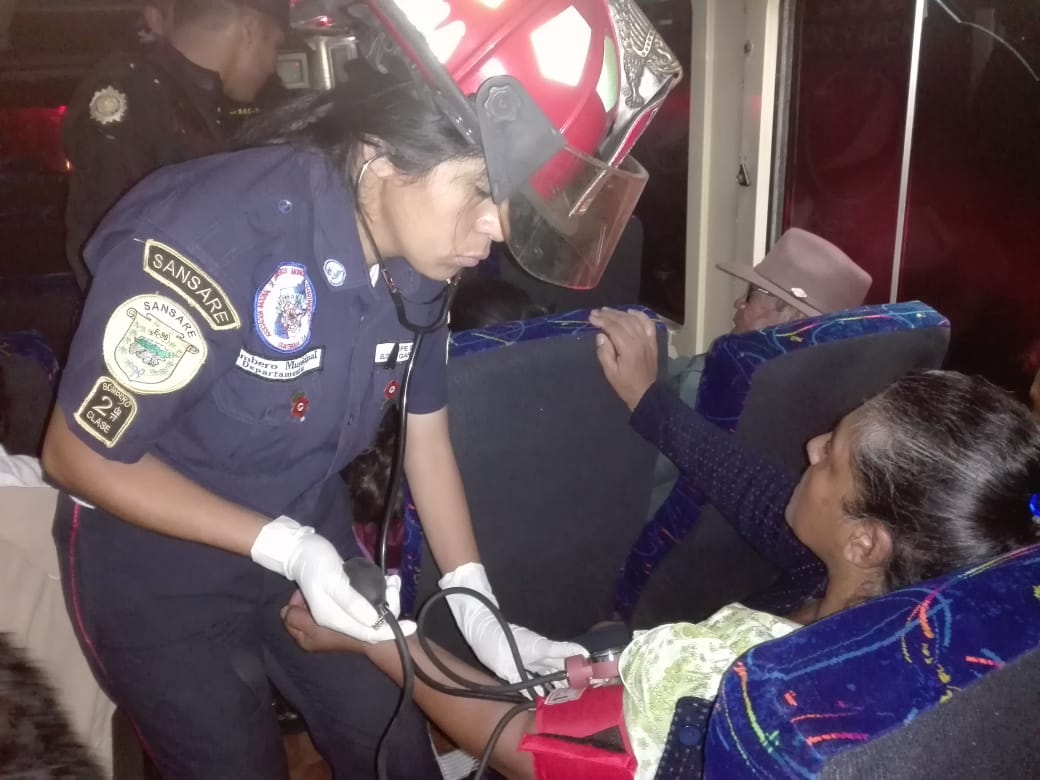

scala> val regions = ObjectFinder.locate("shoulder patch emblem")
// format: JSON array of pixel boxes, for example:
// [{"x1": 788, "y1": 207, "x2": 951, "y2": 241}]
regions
[
  {"x1": 254, "y1": 263, "x2": 317, "y2": 354},
  {"x1": 143, "y1": 239, "x2": 240, "y2": 331},
  {"x1": 103, "y1": 295, "x2": 208, "y2": 394},
  {"x1": 89, "y1": 86, "x2": 128, "y2": 126},
  {"x1": 74, "y1": 377, "x2": 138, "y2": 448}
]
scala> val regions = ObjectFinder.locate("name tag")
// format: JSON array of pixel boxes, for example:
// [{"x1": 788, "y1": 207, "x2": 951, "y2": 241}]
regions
[
  {"x1": 374, "y1": 342, "x2": 413, "y2": 364},
  {"x1": 235, "y1": 347, "x2": 324, "y2": 381}
]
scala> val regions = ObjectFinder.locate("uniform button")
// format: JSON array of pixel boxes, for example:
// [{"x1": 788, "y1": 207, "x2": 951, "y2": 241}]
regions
[
  {"x1": 278, "y1": 199, "x2": 293, "y2": 214},
  {"x1": 347, "y1": 415, "x2": 354, "y2": 426},
  {"x1": 677, "y1": 725, "x2": 702, "y2": 747}
]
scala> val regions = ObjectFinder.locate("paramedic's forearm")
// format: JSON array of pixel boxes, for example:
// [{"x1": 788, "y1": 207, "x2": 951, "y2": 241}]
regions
[
  {"x1": 42, "y1": 408, "x2": 267, "y2": 555},
  {"x1": 404, "y1": 408, "x2": 480, "y2": 571}
]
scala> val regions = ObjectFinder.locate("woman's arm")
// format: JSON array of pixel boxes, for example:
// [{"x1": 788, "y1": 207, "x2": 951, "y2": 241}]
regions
[
  {"x1": 403, "y1": 407, "x2": 480, "y2": 572},
  {"x1": 42, "y1": 408, "x2": 266, "y2": 554},
  {"x1": 282, "y1": 598, "x2": 536, "y2": 780},
  {"x1": 592, "y1": 309, "x2": 814, "y2": 571}
]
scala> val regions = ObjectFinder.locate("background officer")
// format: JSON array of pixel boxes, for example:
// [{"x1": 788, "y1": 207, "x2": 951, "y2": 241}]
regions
[{"x1": 62, "y1": 0, "x2": 287, "y2": 291}]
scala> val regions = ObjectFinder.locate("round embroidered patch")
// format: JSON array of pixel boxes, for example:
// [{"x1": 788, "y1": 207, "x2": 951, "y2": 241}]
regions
[
  {"x1": 89, "y1": 86, "x2": 128, "y2": 125},
  {"x1": 102, "y1": 295, "x2": 207, "y2": 394},
  {"x1": 323, "y1": 258, "x2": 347, "y2": 288},
  {"x1": 254, "y1": 263, "x2": 317, "y2": 353}
]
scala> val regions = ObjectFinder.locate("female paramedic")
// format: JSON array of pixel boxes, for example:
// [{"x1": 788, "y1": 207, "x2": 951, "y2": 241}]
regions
[{"x1": 40, "y1": 0, "x2": 680, "y2": 777}]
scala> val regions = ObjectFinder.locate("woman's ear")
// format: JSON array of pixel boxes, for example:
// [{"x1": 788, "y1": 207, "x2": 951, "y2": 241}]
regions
[
  {"x1": 843, "y1": 519, "x2": 893, "y2": 571},
  {"x1": 359, "y1": 144, "x2": 395, "y2": 179}
]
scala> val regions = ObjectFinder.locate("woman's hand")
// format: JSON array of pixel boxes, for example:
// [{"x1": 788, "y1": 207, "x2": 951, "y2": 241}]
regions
[
  {"x1": 282, "y1": 590, "x2": 404, "y2": 654},
  {"x1": 589, "y1": 308, "x2": 659, "y2": 412}
]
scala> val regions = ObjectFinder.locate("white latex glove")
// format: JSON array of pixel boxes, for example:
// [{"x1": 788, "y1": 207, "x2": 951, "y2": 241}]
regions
[
  {"x1": 251, "y1": 516, "x2": 414, "y2": 643},
  {"x1": 439, "y1": 562, "x2": 587, "y2": 684}
]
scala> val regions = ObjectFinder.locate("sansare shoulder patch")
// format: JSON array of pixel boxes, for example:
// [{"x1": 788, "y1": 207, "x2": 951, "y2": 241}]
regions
[
  {"x1": 102, "y1": 294, "x2": 208, "y2": 395},
  {"x1": 74, "y1": 377, "x2": 137, "y2": 448},
  {"x1": 143, "y1": 239, "x2": 240, "y2": 331}
]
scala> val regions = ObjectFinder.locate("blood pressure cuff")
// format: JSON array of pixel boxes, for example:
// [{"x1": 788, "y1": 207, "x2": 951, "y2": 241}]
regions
[{"x1": 517, "y1": 684, "x2": 635, "y2": 780}]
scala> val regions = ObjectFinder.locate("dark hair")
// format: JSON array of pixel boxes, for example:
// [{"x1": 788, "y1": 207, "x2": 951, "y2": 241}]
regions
[
  {"x1": 171, "y1": 0, "x2": 236, "y2": 27},
  {"x1": 848, "y1": 370, "x2": 1040, "y2": 593},
  {"x1": 235, "y1": 61, "x2": 481, "y2": 193},
  {"x1": 0, "y1": 364, "x2": 7, "y2": 443},
  {"x1": 450, "y1": 275, "x2": 548, "y2": 332},
  {"x1": 0, "y1": 635, "x2": 103, "y2": 777},
  {"x1": 345, "y1": 277, "x2": 547, "y2": 528},
  {"x1": 346, "y1": 408, "x2": 400, "y2": 528}
]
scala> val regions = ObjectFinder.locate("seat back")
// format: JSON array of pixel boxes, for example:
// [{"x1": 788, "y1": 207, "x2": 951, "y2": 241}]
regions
[
  {"x1": 399, "y1": 307, "x2": 665, "y2": 659},
  {"x1": 0, "y1": 329, "x2": 61, "y2": 455},
  {"x1": 703, "y1": 543, "x2": 1040, "y2": 779},
  {"x1": 620, "y1": 302, "x2": 951, "y2": 627}
]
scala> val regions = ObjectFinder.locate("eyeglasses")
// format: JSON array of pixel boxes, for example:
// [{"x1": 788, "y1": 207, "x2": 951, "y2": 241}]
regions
[{"x1": 743, "y1": 285, "x2": 774, "y2": 304}]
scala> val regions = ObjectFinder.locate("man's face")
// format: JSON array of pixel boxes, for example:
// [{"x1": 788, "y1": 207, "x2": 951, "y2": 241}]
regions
[{"x1": 732, "y1": 285, "x2": 790, "y2": 334}]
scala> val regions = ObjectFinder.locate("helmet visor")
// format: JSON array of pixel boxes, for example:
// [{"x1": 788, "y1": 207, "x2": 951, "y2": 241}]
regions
[{"x1": 500, "y1": 146, "x2": 648, "y2": 290}]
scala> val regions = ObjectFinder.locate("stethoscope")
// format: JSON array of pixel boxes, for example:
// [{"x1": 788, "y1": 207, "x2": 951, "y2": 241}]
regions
[{"x1": 354, "y1": 156, "x2": 460, "y2": 573}]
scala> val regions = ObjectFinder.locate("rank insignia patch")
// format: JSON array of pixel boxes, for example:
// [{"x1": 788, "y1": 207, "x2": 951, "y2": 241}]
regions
[
  {"x1": 143, "y1": 239, "x2": 240, "y2": 331},
  {"x1": 254, "y1": 263, "x2": 316, "y2": 354},
  {"x1": 74, "y1": 377, "x2": 137, "y2": 448},
  {"x1": 102, "y1": 295, "x2": 207, "y2": 394}
]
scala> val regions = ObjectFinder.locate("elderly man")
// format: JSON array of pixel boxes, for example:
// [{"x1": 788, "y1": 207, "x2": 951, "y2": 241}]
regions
[{"x1": 665, "y1": 228, "x2": 871, "y2": 406}]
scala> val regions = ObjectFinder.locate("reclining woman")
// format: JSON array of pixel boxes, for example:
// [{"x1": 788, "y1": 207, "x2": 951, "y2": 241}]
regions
[{"x1": 283, "y1": 359, "x2": 1040, "y2": 779}]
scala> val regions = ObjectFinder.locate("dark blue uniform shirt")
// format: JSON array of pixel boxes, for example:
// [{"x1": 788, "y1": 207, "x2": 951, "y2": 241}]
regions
[{"x1": 58, "y1": 145, "x2": 449, "y2": 523}]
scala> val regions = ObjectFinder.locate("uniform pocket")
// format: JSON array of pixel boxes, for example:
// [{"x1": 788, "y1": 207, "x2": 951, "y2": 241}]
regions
[{"x1": 211, "y1": 362, "x2": 322, "y2": 426}]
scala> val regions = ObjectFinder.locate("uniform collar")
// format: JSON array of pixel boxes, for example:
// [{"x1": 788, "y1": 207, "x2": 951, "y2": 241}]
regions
[{"x1": 310, "y1": 155, "x2": 421, "y2": 295}]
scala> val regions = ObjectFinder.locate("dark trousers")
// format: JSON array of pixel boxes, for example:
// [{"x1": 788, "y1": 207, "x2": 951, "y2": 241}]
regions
[{"x1": 52, "y1": 486, "x2": 441, "y2": 780}]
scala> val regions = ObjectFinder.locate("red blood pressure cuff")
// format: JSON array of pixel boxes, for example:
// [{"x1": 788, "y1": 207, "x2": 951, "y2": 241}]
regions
[{"x1": 517, "y1": 685, "x2": 636, "y2": 780}]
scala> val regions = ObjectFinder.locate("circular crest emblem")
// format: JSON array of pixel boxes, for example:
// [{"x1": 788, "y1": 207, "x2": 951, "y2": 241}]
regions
[
  {"x1": 89, "y1": 86, "x2": 128, "y2": 126},
  {"x1": 323, "y1": 258, "x2": 347, "y2": 288},
  {"x1": 254, "y1": 263, "x2": 317, "y2": 354},
  {"x1": 102, "y1": 295, "x2": 207, "y2": 394}
]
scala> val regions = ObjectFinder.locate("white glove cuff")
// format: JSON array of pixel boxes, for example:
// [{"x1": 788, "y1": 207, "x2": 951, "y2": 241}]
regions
[
  {"x1": 439, "y1": 561, "x2": 500, "y2": 608},
  {"x1": 250, "y1": 515, "x2": 315, "y2": 577}
]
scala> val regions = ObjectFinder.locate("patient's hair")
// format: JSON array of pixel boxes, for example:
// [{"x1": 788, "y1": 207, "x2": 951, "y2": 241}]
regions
[
  {"x1": 450, "y1": 276, "x2": 547, "y2": 332},
  {"x1": 848, "y1": 371, "x2": 1040, "y2": 592},
  {"x1": 0, "y1": 634, "x2": 103, "y2": 777},
  {"x1": 347, "y1": 408, "x2": 400, "y2": 528}
]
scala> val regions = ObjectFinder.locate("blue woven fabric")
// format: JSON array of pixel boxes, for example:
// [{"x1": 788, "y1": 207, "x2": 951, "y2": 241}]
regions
[
  {"x1": 703, "y1": 543, "x2": 1040, "y2": 778},
  {"x1": 0, "y1": 330, "x2": 60, "y2": 385}
]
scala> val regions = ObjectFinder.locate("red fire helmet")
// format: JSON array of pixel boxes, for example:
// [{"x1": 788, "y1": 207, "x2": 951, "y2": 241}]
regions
[{"x1": 361, "y1": 0, "x2": 682, "y2": 289}]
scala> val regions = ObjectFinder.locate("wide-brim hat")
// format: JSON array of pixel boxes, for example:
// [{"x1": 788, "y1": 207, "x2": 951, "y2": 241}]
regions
[{"x1": 716, "y1": 228, "x2": 872, "y2": 316}]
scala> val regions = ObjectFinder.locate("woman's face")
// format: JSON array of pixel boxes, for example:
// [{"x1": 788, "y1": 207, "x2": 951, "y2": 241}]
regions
[
  {"x1": 376, "y1": 156, "x2": 504, "y2": 282},
  {"x1": 785, "y1": 407, "x2": 863, "y2": 561}
]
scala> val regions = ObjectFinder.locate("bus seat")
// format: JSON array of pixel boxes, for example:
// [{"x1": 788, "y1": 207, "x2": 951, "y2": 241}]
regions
[
  {"x1": 399, "y1": 307, "x2": 666, "y2": 659},
  {"x1": 620, "y1": 302, "x2": 951, "y2": 628},
  {"x1": 671, "y1": 542, "x2": 1040, "y2": 779},
  {"x1": 0, "y1": 329, "x2": 60, "y2": 456}
]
